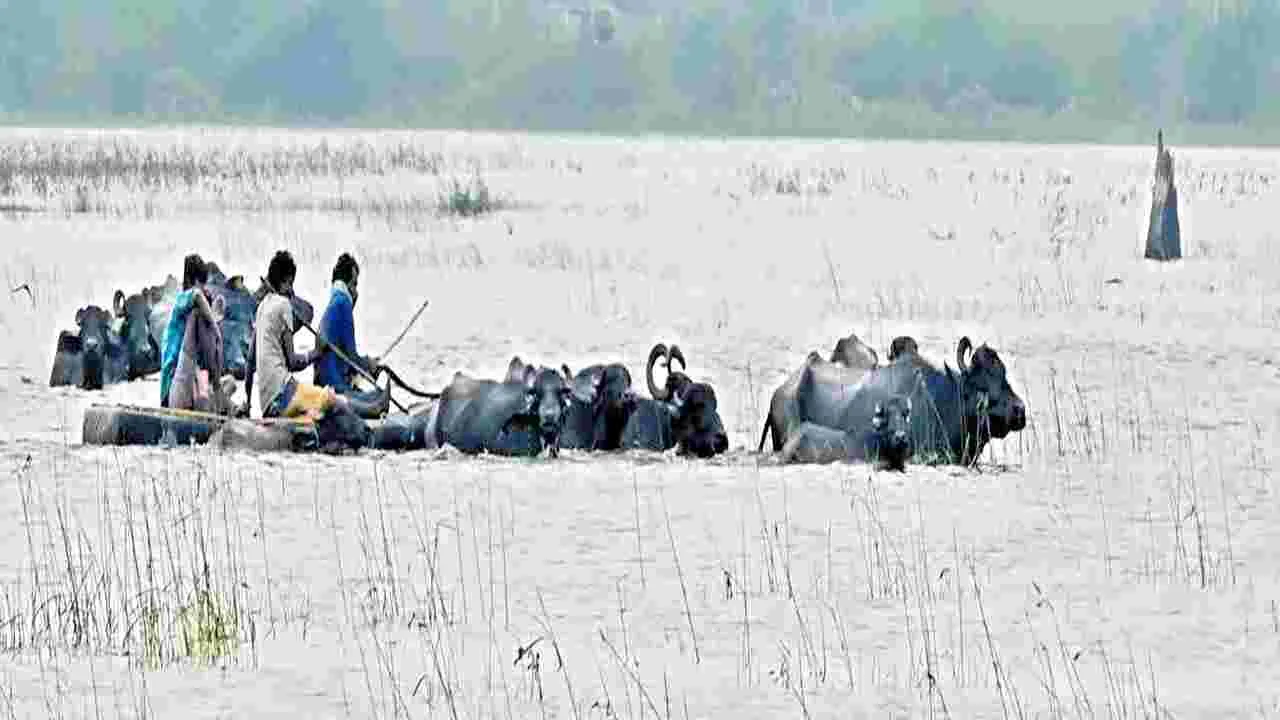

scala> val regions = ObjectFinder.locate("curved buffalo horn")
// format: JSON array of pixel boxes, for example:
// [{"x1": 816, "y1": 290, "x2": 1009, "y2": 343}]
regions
[
  {"x1": 561, "y1": 363, "x2": 573, "y2": 381},
  {"x1": 956, "y1": 337, "x2": 973, "y2": 374},
  {"x1": 667, "y1": 344, "x2": 687, "y2": 373},
  {"x1": 646, "y1": 343, "x2": 669, "y2": 401},
  {"x1": 113, "y1": 290, "x2": 126, "y2": 318}
]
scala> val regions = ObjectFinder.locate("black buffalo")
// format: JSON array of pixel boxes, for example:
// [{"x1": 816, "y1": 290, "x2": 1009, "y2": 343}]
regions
[
  {"x1": 210, "y1": 274, "x2": 265, "y2": 380},
  {"x1": 558, "y1": 361, "x2": 637, "y2": 451},
  {"x1": 780, "y1": 395, "x2": 912, "y2": 470},
  {"x1": 49, "y1": 305, "x2": 129, "y2": 390},
  {"x1": 620, "y1": 343, "x2": 729, "y2": 458},
  {"x1": 431, "y1": 357, "x2": 574, "y2": 458},
  {"x1": 887, "y1": 335, "x2": 919, "y2": 363},
  {"x1": 112, "y1": 289, "x2": 161, "y2": 378},
  {"x1": 368, "y1": 400, "x2": 440, "y2": 451},
  {"x1": 791, "y1": 337, "x2": 1027, "y2": 466},
  {"x1": 757, "y1": 330, "x2": 881, "y2": 452}
]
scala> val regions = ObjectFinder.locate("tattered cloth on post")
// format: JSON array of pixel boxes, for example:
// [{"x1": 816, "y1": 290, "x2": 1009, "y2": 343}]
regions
[{"x1": 1145, "y1": 142, "x2": 1182, "y2": 261}]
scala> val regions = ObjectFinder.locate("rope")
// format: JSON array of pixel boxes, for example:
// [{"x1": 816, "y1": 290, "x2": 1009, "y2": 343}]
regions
[{"x1": 373, "y1": 365, "x2": 442, "y2": 400}]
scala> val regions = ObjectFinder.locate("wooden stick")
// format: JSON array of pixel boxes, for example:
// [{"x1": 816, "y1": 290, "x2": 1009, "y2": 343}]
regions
[
  {"x1": 380, "y1": 298, "x2": 430, "y2": 361},
  {"x1": 97, "y1": 403, "x2": 313, "y2": 427}
]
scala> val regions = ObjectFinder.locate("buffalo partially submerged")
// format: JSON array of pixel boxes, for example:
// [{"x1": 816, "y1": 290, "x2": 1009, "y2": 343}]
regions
[
  {"x1": 431, "y1": 357, "x2": 574, "y2": 457},
  {"x1": 757, "y1": 331, "x2": 880, "y2": 452},
  {"x1": 368, "y1": 400, "x2": 440, "y2": 451},
  {"x1": 49, "y1": 305, "x2": 130, "y2": 390},
  {"x1": 887, "y1": 335, "x2": 919, "y2": 363},
  {"x1": 559, "y1": 361, "x2": 637, "y2": 451},
  {"x1": 790, "y1": 337, "x2": 1027, "y2": 466},
  {"x1": 112, "y1": 289, "x2": 161, "y2": 379},
  {"x1": 781, "y1": 395, "x2": 913, "y2": 470},
  {"x1": 620, "y1": 343, "x2": 729, "y2": 458}
]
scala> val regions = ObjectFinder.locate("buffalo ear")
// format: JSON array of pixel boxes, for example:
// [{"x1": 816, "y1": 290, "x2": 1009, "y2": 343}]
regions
[
  {"x1": 506, "y1": 356, "x2": 525, "y2": 383},
  {"x1": 523, "y1": 365, "x2": 537, "y2": 389},
  {"x1": 113, "y1": 290, "x2": 126, "y2": 318},
  {"x1": 57, "y1": 331, "x2": 82, "y2": 354}
]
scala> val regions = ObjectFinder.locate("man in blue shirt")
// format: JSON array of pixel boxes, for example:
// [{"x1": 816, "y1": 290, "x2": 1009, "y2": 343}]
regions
[{"x1": 314, "y1": 253, "x2": 390, "y2": 419}]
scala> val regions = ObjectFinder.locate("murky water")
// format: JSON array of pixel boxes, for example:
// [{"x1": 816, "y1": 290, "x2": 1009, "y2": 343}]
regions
[{"x1": 2, "y1": 128, "x2": 1280, "y2": 717}]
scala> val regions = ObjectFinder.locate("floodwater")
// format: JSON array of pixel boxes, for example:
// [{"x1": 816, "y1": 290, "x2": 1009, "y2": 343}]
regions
[{"x1": 2, "y1": 127, "x2": 1280, "y2": 718}]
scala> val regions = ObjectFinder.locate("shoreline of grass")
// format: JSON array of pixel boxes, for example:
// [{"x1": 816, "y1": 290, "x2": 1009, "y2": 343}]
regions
[{"x1": 5, "y1": 101, "x2": 1280, "y2": 151}]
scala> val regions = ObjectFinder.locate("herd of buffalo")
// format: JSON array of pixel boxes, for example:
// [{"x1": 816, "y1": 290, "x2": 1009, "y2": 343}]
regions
[{"x1": 48, "y1": 260, "x2": 1028, "y2": 469}]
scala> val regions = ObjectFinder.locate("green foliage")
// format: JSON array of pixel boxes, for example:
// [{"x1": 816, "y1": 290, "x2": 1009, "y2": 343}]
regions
[
  {"x1": 176, "y1": 590, "x2": 239, "y2": 667},
  {"x1": 438, "y1": 172, "x2": 505, "y2": 217},
  {"x1": 1, "y1": 0, "x2": 1279, "y2": 141}
]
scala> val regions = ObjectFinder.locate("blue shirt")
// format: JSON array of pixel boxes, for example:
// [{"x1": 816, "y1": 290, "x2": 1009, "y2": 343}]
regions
[
  {"x1": 314, "y1": 282, "x2": 359, "y2": 392},
  {"x1": 158, "y1": 288, "x2": 196, "y2": 406}
]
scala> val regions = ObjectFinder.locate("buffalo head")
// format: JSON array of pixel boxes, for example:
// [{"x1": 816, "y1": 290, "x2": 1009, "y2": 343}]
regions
[
  {"x1": 113, "y1": 289, "x2": 160, "y2": 378},
  {"x1": 888, "y1": 336, "x2": 919, "y2": 363},
  {"x1": 312, "y1": 398, "x2": 372, "y2": 454},
  {"x1": 509, "y1": 357, "x2": 575, "y2": 457},
  {"x1": 646, "y1": 342, "x2": 729, "y2": 458},
  {"x1": 829, "y1": 332, "x2": 879, "y2": 369},
  {"x1": 954, "y1": 337, "x2": 1027, "y2": 442},
  {"x1": 74, "y1": 305, "x2": 116, "y2": 390},
  {"x1": 208, "y1": 275, "x2": 258, "y2": 380},
  {"x1": 869, "y1": 395, "x2": 912, "y2": 471},
  {"x1": 564, "y1": 361, "x2": 636, "y2": 449}
]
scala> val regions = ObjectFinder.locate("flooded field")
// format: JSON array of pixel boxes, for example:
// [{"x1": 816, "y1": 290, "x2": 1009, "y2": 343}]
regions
[{"x1": 2, "y1": 127, "x2": 1280, "y2": 717}]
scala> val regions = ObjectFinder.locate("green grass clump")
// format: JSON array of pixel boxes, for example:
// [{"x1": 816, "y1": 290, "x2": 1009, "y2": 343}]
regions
[
  {"x1": 177, "y1": 590, "x2": 239, "y2": 667},
  {"x1": 438, "y1": 173, "x2": 505, "y2": 217}
]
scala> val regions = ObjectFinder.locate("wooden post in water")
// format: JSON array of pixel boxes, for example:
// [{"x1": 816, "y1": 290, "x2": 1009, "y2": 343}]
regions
[{"x1": 1145, "y1": 128, "x2": 1183, "y2": 261}]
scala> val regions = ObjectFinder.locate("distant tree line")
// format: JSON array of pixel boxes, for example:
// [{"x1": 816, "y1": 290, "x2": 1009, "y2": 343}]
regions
[{"x1": 0, "y1": 0, "x2": 1277, "y2": 140}]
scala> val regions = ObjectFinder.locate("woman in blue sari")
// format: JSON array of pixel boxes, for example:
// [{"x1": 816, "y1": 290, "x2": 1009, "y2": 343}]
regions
[{"x1": 159, "y1": 254, "x2": 224, "y2": 408}]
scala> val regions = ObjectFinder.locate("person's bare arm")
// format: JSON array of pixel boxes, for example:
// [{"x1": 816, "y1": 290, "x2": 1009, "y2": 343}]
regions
[{"x1": 280, "y1": 305, "x2": 325, "y2": 372}]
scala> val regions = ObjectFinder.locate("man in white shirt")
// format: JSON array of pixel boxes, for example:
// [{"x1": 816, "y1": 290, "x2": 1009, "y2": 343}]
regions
[{"x1": 252, "y1": 250, "x2": 337, "y2": 419}]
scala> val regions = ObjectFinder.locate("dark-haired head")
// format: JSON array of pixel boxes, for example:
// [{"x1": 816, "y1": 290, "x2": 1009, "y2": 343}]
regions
[
  {"x1": 332, "y1": 253, "x2": 359, "y2": 286},
  {"x1": 267, "y1": 250, "x2": 298, "y2": 294},
  {"x1": 182, "y1": 253, "x2": 208, "y2": 290}
]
